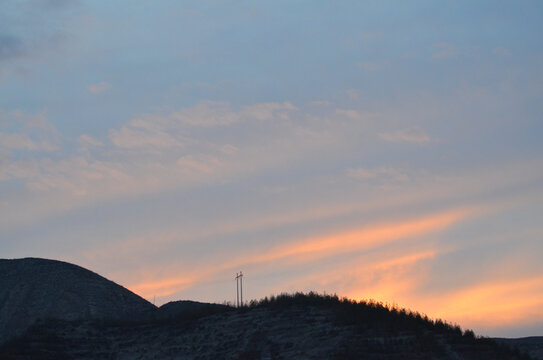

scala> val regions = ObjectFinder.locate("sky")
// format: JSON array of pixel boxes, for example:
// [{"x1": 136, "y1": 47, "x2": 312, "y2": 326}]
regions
[{"x1": 1, "y1": 0, "x2": 543, "y2": 337}]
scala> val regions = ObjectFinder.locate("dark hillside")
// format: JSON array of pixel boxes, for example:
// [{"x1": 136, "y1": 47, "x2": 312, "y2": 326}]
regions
[
  {"x1": 495, "y1": 337, "x2": 543, "y2": 360},
  {"x1": 0, "y1": 292, "x2": 535, "y2": 359},
  {"x1": 0, "y1": 258, "x2": 156, "y2": 345},
  {"x1": 157, "y1": 300, "x2": 229, "y2": 320}
]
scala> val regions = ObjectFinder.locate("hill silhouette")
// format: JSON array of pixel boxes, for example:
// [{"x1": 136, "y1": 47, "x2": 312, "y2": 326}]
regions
[
  {"x1": 0, "y1": 258, "x2": 156, "y2": 345},
  {"x1": 496, "y1": 337, "x2": 543, "y2": 360},
  {"x1": 157, "y1": 299, "x2": 229, "y2": 320},
  {"x1": 0, "y1": 258, "x2": 538, "y2": 359}
]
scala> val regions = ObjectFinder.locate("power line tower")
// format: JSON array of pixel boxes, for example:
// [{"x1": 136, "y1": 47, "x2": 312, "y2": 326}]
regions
[{"x1": 235, "y1": 271, "x2": 243, "y2": 307}]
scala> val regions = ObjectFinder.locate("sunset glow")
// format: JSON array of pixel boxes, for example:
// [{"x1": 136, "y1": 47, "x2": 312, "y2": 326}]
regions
[
  {"x1": 251, "y1": 208, "x2": 472, "y2": 263},
  {"x1": 128, "y1": 208, "x2": 470, "y2": 299}
]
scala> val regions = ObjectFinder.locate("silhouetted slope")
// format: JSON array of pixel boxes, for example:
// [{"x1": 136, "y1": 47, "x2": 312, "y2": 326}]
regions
[
  {"x1": 158, "y1": 300, "x2": 229, "y2": 319},
  {"x1": 0, "y1": 293, "x2": 535, "y2": 359},
  {"x1": 0, "y1": 258, "x2": 156, "y2": 345},
  {"x1": 495, "y1": 337, "x2": 543, "y2": 360}
]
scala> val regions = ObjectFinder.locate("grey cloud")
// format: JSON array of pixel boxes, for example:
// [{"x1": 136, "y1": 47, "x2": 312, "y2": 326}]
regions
[
  {"x1": 432, "y1": 43, "x2": 457, "y2": 59},
  {"x1": 493, "y1": 47, "x2": 511, "y2": 57},
  {"x1": 42, "y1": 0, "x2": 76, "y2": 9},
  {"x1": 0, "y1": 0, "x2": 79, "y2": 65},
  {"x1": 0, "y1": 133, "x2": 58, "y2": 152},
  {"x1": 0, "y1": 35, "x2": 25, "y2": 61},
  {"x1": 23, "y1": 0, "x2": 78, "y2": 10},
  {"x1": 347, "y1": 167, "x2": 409, "y2": 182},
  {"x1": 88, "y1": 82, "x2": 112, "y2": 94},
  {"x1": 380, "y1": 127, "x2": 433, "y2": 144},
  {"x1": 357, "y1": 61, "x2": 382, "y2": 72},
  {"x1": 0, "y1": 111, "x2": 60, "y2": 153}
]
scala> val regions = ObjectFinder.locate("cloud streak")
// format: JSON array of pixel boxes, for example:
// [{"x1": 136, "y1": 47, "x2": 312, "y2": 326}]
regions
[
  {"x1": 432, "y1": 43, "x2": 457, "y2": 59},
  {"x1": 127, "y1": 207, "x2": 474, "y2": 299},
  {"x1": 0, "y1": 132, "x2": 57, "y2": 152},
  {"x1": 347, "y1": 167, "x2": 409, "y2": 182},
  {"x1": 357, "y1": 61, "x2": 382, "y2": 71},
  {"x1": 379, "y1": 127, "x2": 432, "y2": 144},
  {"x1": 242, "y1": 208, "x2": 472, "y2": 266},
  {"x1": 88, "y1": 82, "x2": 111, "y2": 94}
]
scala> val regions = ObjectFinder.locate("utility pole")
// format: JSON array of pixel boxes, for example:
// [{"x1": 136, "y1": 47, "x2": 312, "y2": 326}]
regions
[
  {"x1": 240, "y1": 271, "x2": 243, "y2": 306},
  {"x1": 235, "y1": 271, "x2": 244, "y2": 307},
  {"x1": 235, "y1": 272, "x2": 239, "y2": 307}
]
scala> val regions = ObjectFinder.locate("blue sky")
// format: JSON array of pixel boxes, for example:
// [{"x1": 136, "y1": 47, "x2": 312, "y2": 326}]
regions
[{"x1": 1, "y1": 1, "x2": 543, "y2": 337}]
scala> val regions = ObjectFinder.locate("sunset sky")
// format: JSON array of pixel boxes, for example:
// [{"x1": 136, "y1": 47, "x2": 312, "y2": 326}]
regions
[{"x1": 1, "y1": 1, "x2": 543, "y2": 337}]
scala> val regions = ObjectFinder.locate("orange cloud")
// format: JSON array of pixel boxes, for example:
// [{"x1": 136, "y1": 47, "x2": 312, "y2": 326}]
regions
[
  {"x1": 278, "y1": 248, "x2": 438, "y2": 302},
  {"x1": 124, "y1": 203, "x2": 543, "y2": 335},
  {"x1": 128, "y1": 207, "x2": 474, "y2": 301},
  {"x1": 372, "y1": 250, "x2": 438, "y2": 271},
  {"x1": 349, "y1": 270, "x2": 543, "y2": 333},
  {"x1": 243, "y1": 207, "x2": 473, "y2": 266},
  {"x1": 422, "y1": 275, "x2": 543, "y2": 328},
  {"x1": 130, "y1": 275, "x2": 199, "y2": 298}
]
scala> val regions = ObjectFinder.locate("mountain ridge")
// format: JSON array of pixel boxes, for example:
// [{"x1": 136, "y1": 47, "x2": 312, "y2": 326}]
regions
[{"x1": 0, "y1": 257, "x2": 539, "y2": 359}]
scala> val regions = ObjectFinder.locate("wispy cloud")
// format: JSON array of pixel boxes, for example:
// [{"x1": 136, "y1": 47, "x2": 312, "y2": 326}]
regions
[
  {"x1": 379, "y1": 127, "x2": 432, "y2": 144},
  {"x1": 112, "y1": 157, "x2": 543, "y2": 306},
  {"x1": 493, "y1": 47, "x2": 511, "y2": 57},
  {"x1": 432, "y1": 43, "x2": 457, "y2": 59},
  {"x1": 127, "y1": 208, "x2": 473, "y2": 299},
  {"x1": 36, "y1": 0, "x2": 79, "y2": 10},
  {"x1": 347, "y1": 167, "x2": 409, "y2": 182},
  {"x1": 262, "y1": 229, "x2": 543, "y2": 336},
  {"x1": 346, "y1": 89, "x2": 360, "y2": 100},
  {"x1": 238, "y1": 208, "x2": 473, "y2": 267},
  {"x1": 166, "y1": 101, "x2": 296, "y2": 127},
  {"x1": 0, "y1": 101, "x2": 344, "y2": 219},
  {"x1": 357, "y1": 61, "x2": 382, "y2": 71},
  {"x1": 109, "y1": 124, "x2": 182, "y2": 149},
  {"x1": 0, "y1": 110, "x2": 59, "y2": 152},
  {"x1": 0, "y1": 133, "x2": 57, "y2": 151},
  {"x1": 88, "y1": 82, "x2": 111, "y2": 94},
  {"x1": 177, "y1": 155, "x2": 216, "y2": 174},
  {"x1": 334, "y1": 108, "x2": 376, "y2": 122},
  {"x1": 77, "y1": 134, "x2": 103, "y2": 148},
  {"x1": 310, "y1": 100, "x2": 332, "y2": 106},
  {"x1": 325, "y1": 249, "x2": 439, "y2": 305},
  {"x1": 414, "y1": 275, "x2": 543, "y2": 333},
  {"x1": 131, "y1": 275, "x2": 199, "y2": 298}
]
